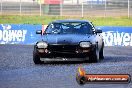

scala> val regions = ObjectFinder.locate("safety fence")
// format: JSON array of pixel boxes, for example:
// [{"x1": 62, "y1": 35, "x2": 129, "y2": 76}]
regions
[
  {"x1": 0, "y1": 24, "x2": 132, "y2": 46},
  {"x1": 0, "y1": 0, "x2": 132, "y2": 17}
]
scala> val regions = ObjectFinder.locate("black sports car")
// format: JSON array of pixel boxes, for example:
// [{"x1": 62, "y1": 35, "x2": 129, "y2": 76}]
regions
[{"x1": 33, "y1": 20, "x2": 104, "y2": 64}]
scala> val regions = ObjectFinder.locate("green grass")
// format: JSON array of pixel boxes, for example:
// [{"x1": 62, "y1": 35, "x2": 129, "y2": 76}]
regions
[{"x1": 0, "y1": 15, "x2": 132, "y2": 26}]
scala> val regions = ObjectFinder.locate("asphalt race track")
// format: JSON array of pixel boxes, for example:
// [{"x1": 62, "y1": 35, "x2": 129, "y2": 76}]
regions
[{"x1": 0, "y1": 45, "x2": 132, "y2": 88}]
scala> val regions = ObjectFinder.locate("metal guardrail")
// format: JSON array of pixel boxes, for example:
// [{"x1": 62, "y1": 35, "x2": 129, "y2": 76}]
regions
[{"x1": 0, "y1": 0, "x2": 131, "y2": 18}]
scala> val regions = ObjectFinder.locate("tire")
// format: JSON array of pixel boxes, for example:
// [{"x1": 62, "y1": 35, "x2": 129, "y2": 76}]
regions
[
  {"x1": 89, "y1": 47, "x2": 100, "y2": 63},
  {"x1": 99, "y1": 46, "x2": 104, "y2": 60},
  {"x1": 33, "y1": 49, "x2": 43, "y2": 64},
  {"x1": 99, "y1": 42, "x2": 104, "y2": 60}
]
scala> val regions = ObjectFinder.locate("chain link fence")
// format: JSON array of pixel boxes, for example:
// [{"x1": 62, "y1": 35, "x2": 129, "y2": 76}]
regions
[{"x1": 0, "y1": 0, "x2": 132, "y2": 17}]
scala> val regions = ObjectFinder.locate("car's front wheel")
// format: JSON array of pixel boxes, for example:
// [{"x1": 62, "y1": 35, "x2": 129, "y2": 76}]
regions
[
  {"x1": 89, "y1": 47, "x2": 100, "y2": 63},
  {"x1": 33, "y1": 49, "x2": 43, "y2": 64}
]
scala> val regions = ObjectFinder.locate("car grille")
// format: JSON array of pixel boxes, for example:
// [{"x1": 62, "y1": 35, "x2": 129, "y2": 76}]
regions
[{"x1": 48, "y1": 44, "x2": 78, "y2": 53}]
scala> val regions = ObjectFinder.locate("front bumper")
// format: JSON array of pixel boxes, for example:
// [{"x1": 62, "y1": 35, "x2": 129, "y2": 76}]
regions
[{"x1": 35, "y1": 44, "x2": 96, "y2": 57}]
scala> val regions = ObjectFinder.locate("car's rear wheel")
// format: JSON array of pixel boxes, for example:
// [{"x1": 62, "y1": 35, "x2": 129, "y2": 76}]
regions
[
  {"x1": 89, "y1": 47, "x2": 100, "y2": 63},
  {"x1": 33, "y1": 48, "x2": 43, "y2": 64},
  {"x1": 99, "y1": 46, "x2": 104, "y2": 60}
]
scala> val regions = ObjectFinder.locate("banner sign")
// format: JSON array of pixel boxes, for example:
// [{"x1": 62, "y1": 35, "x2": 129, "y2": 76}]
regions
[
  {"x1": 97, "y1": 26, "x2": 132, "y2": 46},
  {"x1": 0, "y1": 24, "x2": 41, "y2": 44},
  {"x1": 0, "y1": 24, "x2": 132, "y2": 46}
]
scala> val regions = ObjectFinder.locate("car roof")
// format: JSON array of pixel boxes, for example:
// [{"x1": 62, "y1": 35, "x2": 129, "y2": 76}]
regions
[{"x1": 51, "y1": 20, "x2": 91, "y2": 23}]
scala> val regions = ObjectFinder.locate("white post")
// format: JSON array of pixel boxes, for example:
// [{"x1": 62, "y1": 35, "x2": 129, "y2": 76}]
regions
[
  {"x1": 40, "y1": 0, "x2": 42, "y2": 16},
  {"x1": 81, "y1": 1, "x2": 84, "y2": 17},
  {"x1": 91, "y1": 0, "x2": 93, "y2": 8},
  {"x1": 20, "y1": 0, "x2": 21, "y2": 15},
  {"x1": 1, "y1": 0, "x2": 2, "y2": 15},
  {"x1": 60, "y1": 0, "x2": 62, "y2": 16},
  {"x1": 128, "y1": 0, "x2": 130, "y2": 18},
  {"x1": 104, "y1": 0, "x2": 107, "y2": 17}
]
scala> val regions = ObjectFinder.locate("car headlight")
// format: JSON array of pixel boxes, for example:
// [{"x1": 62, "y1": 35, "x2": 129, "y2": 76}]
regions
[
  {"x1": 80, "y1": 42, "x2": 91, "y2": 48},
  {"x1": 37, "y1": 42, "x2": 48, "y2": 48}
]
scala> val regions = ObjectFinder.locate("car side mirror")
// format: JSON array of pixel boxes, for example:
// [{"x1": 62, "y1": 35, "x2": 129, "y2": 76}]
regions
[
  {"x1": 36, "y1": 30, "x2": 42, "y2": 34},
  {"x1": 95, "y1": 30, "x2": 102, "y2": 33}
]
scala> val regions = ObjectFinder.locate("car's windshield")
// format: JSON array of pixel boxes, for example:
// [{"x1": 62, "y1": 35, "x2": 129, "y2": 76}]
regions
[{"x1": 45, "y1": 22, "x2": 94, "y2": 34}]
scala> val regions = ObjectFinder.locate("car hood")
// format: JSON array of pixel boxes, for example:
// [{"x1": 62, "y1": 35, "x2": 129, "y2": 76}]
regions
[{"x1": 41, "y1": 34, "x2": 95, "y2": 45}]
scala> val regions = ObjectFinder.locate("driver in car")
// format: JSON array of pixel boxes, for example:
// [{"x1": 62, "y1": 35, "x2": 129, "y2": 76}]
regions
[{"x1": 52, "y1": 23, "x2": 61, "y2": 34}]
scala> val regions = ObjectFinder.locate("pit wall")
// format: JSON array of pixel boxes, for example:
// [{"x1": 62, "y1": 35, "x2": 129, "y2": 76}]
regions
[{"x1": 0, "y1": 24, "x2": 132, "y2": 46}]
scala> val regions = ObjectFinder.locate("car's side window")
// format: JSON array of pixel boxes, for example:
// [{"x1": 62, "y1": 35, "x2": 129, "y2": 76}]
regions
[
  {"x1": 45, "y1": 23, "x2": 61, "y2": 34},
  {"x1": 45, "y1": 24, "x2": 52, "y2": 33}
]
